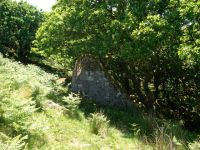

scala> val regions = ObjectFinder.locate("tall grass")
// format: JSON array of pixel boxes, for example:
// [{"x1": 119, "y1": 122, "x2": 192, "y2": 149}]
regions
[
  {"x1": 89, "y1": 112, "x2": 110, "y2": 137},
  {"x1": 0, "y1": 54, "x2": 57, "y2": 146}
]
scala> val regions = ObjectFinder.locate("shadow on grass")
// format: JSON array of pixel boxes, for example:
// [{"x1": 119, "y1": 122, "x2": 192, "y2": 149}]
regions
[
  {"x1": 45, "y1": 79, "x2": 198, "y2": 144},
  {"x1": 27, "y1": 58, "x2": 198, "y2": 145},
  {"x1": 79, "y1": 99, "x2": 153, "y2": 136},
  {"x1": 78, "y1": 98, "x2": 198, "y2": 143}
]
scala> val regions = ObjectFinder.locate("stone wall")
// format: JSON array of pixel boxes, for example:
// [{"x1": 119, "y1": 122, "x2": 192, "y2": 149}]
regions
[{"x1": 71, "y1": 56, "x2": 132, "y2": 108}]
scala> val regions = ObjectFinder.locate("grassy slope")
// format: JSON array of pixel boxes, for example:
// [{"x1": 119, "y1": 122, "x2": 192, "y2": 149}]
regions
[{"x1": 0, "y1": 55, "x2": 199, "y2": 150}]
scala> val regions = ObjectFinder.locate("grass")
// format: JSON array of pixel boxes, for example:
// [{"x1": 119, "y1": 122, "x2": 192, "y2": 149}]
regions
[
  {"x1": 0, "y1": 54, "x2": 199, "y2": 149},
  {"x1": 89, "y1": 112, "x2": 110, "y2": 137}
]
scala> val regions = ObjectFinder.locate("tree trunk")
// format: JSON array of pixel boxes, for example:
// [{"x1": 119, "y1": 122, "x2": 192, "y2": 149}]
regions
[
  {"x1": 143, "y1": 75, "x2": 154, "y2": 117},
  {"x1": 131, "y1": 75, "x2": 146, "y2": 106}
]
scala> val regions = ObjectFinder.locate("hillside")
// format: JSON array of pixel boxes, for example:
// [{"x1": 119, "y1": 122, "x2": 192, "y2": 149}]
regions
[
  {"x1": 0, "y1": 55, "x2": 199, "y2": 150},
  {"x1": 0, "y1": 55, "x2": 148, "y2": 149}
]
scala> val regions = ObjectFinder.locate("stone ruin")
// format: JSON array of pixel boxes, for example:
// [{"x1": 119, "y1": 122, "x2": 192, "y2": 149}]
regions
[{"x1": 71, "y1": 56, "x2": 132, "y2": 108}]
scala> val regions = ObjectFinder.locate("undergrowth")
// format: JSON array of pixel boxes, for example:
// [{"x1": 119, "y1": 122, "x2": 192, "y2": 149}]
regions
[
  {"x1": 89, "y1": 112, "x2": 110, "y2": 138},
  {"x1": 0, "y1": 54, "x2": 199, "y2": 149}
]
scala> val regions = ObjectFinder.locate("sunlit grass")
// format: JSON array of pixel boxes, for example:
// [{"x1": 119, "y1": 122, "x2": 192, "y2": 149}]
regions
[{"x1": 0, "y1": 54, "x2": 199, "y2": 149}]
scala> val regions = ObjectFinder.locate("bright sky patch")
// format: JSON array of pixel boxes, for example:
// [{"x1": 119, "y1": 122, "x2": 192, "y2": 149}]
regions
[{"x1": 15, "y1": 0, "x2": 56, "y2": 11}]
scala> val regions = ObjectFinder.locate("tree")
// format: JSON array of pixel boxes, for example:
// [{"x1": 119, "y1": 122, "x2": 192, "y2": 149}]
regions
[
  {"x1": 178, "y1": 0, "x2": 200, "y2": 66},
  {"x1": 0, "y1": 0, "x2": 43, "y2": 62},
  {"x1": 35, "y1": 0, "x2": 200, "y2": 129}
]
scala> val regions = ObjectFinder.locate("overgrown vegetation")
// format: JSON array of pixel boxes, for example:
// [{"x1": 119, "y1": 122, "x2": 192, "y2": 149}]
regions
[
  {"x1": 0, "y1": 0, "x2": 200, "y2": 149},
  {"x1": 35, "y1": 0, "x2": 200, "y2": 131},
  {"x1": 0, "y1": 55, "x2": 199, "y2": 149},
  {"x1": 89, "y1": 112, "x2": 109, "y2": 137}
]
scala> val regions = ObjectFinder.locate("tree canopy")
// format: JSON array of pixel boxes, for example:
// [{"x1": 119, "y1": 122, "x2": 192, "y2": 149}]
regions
[
  {"x1": 36, "y1": 0, "x2": 199, "y2": 62},
  {"x1": 35, "y1": 0, "x2": 200, "y2": 130},
  {"x1": 0, "y1": 0, "x2": 43, "y2": 62}
]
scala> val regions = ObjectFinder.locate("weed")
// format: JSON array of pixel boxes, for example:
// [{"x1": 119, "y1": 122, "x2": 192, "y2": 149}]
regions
[
  {"x1": 89, "y1": 112, "x2": 110, "y2": 138},
  {"x1": 63, "y1": 93, "x2": 81, "y2": 118},
  {"x1": 0, "y1": 133, "x2": 28, "y2": 150},
  {"x1": 189, "y1": 141, "x2": 200, "y2": 150}
]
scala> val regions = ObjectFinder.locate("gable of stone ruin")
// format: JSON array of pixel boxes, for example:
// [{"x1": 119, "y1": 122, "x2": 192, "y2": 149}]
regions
[{"x1": 71, "y1": 56, "x2": 132, "y2": 108}]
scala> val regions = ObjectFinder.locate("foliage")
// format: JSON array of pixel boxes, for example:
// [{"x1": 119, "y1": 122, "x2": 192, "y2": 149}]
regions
[
  {"x1": 0, "y1": 54, "x2": 148, "y2": 149},
  {"x1": 0, "y1": 54, "x2": 57, "y2": 144},
  {"x1": 0, "y1": 54, "x2": 199, "y2": 149},
  {"x1": 178, "y1": 0, "x2": 200, "y2": 66},
  {"x1": 0, "y1": 0, "x2": 43, "y2": 62},
  {"x1": 89, "y1": 112, "x2": 109, "y2": 137},
  {"x1": 189, "y1": 141, "x2": 200, "y2": 150},
  {"x1": 0, "y1": 0, "x2": 199, "y2": 148},
  {"x1": 35, "y1": 0, "x2": 200, "y2": 130},
  {"x1": 62, "y1": 93, "x2": 82, "y2": 118},
  {"x1": 0, "y1": 133, "x2": 28, "y2": 150},
  {"x1": 63, "y1": 93, "x2": 81, "y2": 111},
  {"x1": 151, "y1": 126, "x2": 185, "y2": 150},
  {"x1": 1, "y1": 97, "x2": 36, "y2": 133}
]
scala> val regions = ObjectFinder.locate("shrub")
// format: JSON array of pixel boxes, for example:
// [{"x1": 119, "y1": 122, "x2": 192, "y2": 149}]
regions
[
  {"x1": 63, "y1": 93, "x2": 81, "y2": 118},
  {"x1": 189, "y1": 141, "x2": 200, "y2": 150},
  {"x1": 89, "y1": 112, "x2": 109, "y2": 138},
  {"x1": 0, "y1": 54, "x2": 57, "y2": 140},
  {"x1": 0, "y1": 97, "x2": 36, "y2": 133},
  {"x1": 143, "y1": 124, "x2": 188, "y2": 150},
  {"x1": 31, "y1": 86, "x2": 43, "y2": 110},
  {"x1": 0, "y1": 133, "x2": 28, "y2": 150}
]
